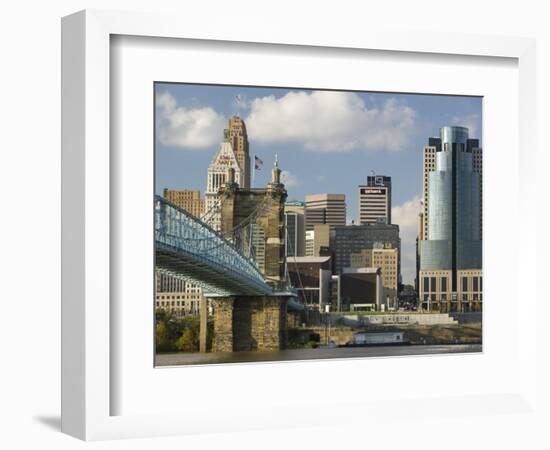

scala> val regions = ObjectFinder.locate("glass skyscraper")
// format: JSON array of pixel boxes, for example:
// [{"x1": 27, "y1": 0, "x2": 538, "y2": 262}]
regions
[{"x1": 420, "y1": 126, "x2": 482, "y2": 292}]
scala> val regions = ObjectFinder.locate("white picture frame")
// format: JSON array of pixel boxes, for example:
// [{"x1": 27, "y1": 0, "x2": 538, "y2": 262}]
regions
[{"x1": 61, "y1": 9, "x2": 537, "y2": 441}]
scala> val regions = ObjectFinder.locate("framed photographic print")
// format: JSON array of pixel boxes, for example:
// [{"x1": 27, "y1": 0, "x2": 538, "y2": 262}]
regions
[
  {"x1": 152, "y1": 82, "x2": 483, "y2": 368},
  {"x1": 62, "y1": 9, "x2": 537, "y2": 441}
]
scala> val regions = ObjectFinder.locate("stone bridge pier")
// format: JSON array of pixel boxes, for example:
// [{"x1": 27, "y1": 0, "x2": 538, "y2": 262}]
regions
[
  {"x1": 207, "y1": 295, "x2": 290, "y2": 352},
  {"x1": 202, "y1": 158, "x2": 291, "y2": 353}
]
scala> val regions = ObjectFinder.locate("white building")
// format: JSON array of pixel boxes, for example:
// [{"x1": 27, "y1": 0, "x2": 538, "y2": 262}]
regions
[
  {"x1": 204, "y1": 140, "x2": 242, "y2": 231},
  {"x1": 155, "y1": 270, "x2": 203, "y2": 317}
]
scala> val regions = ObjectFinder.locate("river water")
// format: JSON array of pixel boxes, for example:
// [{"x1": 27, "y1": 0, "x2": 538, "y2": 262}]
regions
[{"x1": 155, "y1": 344, "x2": 482, "y2": 367}]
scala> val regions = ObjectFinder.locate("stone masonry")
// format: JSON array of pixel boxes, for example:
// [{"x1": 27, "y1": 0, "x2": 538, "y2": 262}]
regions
[
  {"x1": 208, "y1": 162, "x2": 290, "y2": 353},
  {"x1": 212, "y1": 296, "x2": 289, "y2": 352},
  {"x1": 211, "y1": 297, "x2": 235, "y2": 353},
  {"x1": 219, "y1": 161, "x2": 287, "y2": 286}
]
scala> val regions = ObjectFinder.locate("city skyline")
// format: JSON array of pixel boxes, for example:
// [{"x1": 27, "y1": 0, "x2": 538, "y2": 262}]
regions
[{"x1": 155, "y1": 83, "x2": 482, "y2": 285}]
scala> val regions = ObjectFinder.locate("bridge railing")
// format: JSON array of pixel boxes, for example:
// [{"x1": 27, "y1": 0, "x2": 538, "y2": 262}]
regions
[{"x1": 154, "y1": 196, "x2": 266, "y2": 286}]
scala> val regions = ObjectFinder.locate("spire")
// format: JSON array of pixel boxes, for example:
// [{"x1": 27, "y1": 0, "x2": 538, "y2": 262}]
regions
[{"x1": 271, "y1": 154, "x2": 281, "y2": 185}]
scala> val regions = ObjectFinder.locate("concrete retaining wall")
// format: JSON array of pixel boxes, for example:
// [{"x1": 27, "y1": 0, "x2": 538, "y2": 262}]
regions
[{"x1": 337, "y1": 313, "x2": 458, "y2": 326}]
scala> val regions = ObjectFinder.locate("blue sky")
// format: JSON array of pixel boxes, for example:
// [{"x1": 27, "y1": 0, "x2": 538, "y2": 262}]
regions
[{"x1": 155, "y1": 83, "x2": 482, "y2": 284}]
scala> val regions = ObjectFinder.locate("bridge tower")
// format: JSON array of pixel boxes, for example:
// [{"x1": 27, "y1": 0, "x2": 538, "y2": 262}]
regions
[
  {"x1": 219, "y1": 158, "x2": 287, "y2": 286},
  {"x1": 205, "y1": 159, "x2": 291, "y2": 353}
]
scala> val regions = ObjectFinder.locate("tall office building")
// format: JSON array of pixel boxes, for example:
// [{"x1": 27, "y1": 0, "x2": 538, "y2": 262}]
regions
[
  {"x1": 330, "y1": 223, "x2": 401, "y2": 276},
  {"x1": 359, "y1": 175, "x2": 392, "y2": 225},
  {"x1": 163, "y1": 189, "x2": 205, "y2": 218},
  {"x1": 305, "y1": 193, "x2": 346, "y2": 231},
  {"x1": 422, "y1": 137, "x2": 482, "y2": 239},
  {"x1": 419, "y1": 126, "x2": 482, "y2": 312},
  {"x1": 284, "y1": 201, "x2": 306, "y2": 257},
  {"x1": 205, "y1": 137, "x2": 242, "y2": 231},
  {"x1": 227, "y1": 116, "x2": 251, "y2": 188}
]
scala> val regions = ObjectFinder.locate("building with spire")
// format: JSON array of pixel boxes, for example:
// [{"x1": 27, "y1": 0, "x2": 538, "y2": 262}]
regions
[
  {"x1": 227, "y1": 116, "x2": 251, "y2": 188},
  {"x1": 204, "y1": 132, "x2": 242, "y2": 231}
]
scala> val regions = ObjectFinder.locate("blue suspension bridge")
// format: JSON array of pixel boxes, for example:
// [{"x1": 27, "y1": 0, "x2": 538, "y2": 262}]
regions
[{"x1": 155, "y1": 195, "x2": 277, "y2": 296}]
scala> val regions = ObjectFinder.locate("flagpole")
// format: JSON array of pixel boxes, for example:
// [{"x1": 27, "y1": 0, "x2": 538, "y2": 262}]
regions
[{"x1": 252, "y1": 156, "x2": 255, "y2": 189}]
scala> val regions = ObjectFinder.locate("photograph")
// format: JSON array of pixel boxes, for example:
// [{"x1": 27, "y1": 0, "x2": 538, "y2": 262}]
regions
[{"x1": 153, "y1": 83, "x2": 483, "y2": 366}]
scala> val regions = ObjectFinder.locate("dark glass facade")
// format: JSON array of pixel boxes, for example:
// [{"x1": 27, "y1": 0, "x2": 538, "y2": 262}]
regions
[{"x1": 330, "y1": 223, "x2": 401, "y2": 275}]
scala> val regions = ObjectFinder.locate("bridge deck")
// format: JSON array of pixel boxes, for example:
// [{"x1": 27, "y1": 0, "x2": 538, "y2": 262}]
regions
[{"x1": 155, "y1": 196, "x2": 274, "y2": 296}]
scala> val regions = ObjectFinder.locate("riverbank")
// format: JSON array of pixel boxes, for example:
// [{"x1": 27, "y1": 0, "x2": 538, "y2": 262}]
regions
[{"x1": 289, "y1": 322, "x2": 482, "y2": 347}]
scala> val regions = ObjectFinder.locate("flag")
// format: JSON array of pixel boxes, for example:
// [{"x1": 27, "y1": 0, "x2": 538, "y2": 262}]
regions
[{"x1": 254, "y1": 155, "x2": 263, "y2": 170}]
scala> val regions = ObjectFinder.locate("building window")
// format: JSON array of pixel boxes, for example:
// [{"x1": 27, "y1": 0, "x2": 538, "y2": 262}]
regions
[
  {"x1": 473, "y1": 277, "x2": 479, "y2": 292},
  {"x1": 423, "y1": 277, "x2": 429, "y2": 292},
  {"x1": 441, "y1": 277, "x2": 447, "y2": 292},
  {"x1": 430, "y1": 277, "x2": 436, "y2": 292},
  {"x1": 462, "y1": 277, "x2": 468, "y2": 292}
]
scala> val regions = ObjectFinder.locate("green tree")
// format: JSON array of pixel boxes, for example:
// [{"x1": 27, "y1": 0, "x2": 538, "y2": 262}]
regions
[
  {"x1": 156, "y1": 319, "x2": 169, "y2": 352},
  {"x1": 175, "y1": 328, "x2": 196, "y2": 352}
]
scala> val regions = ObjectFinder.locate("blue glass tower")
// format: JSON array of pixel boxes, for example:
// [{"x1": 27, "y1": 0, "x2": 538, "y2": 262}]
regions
[{"x1": 420, "y1": 126, "x2": 482, "y2": 290}]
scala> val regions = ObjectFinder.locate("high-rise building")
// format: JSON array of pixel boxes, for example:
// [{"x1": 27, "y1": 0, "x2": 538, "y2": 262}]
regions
[
  {"x1": 419, "y1": 126, "x2": 482, "y2": 312},
  {"x1": 359, "y1": 175, "x2": 392, "y2": 225},
  {"x1": 305, "y1": 193, "x2": 346, "y2": 231},
  {"x1": 422, "y1": 136, "x2": 482, "y2": 240},
  {"x1": 284, "y1": 201, "x2": 305, "y2": 257},
  {"x1": 162, "y1": 189, "x2": 205, "y2": 218},
  {"x1": 330, "y1": 223, "x2": 401, "y2": 276},
  {"x1": 205, "y1": 138, "x2": 242, "y2": 231},
  {"x1": 227, "y1": 116, "x2": 250, "y2": 188}
]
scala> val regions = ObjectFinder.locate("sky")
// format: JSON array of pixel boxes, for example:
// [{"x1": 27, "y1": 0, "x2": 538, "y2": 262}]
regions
[{"x1": 155, "y1": 83, "x2": 482, "y2": 285}]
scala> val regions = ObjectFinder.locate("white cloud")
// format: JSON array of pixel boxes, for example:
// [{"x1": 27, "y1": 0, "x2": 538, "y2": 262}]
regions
[
  {"x1": 245, "y1": 91, "x2": 416, "y2": 152},
  {"x1": 392, "y1": 194, "x2": 422, "y2": 285},
  {"x1": 156, "y1": 92, "x2": 226, "y2": 150},
  {"x1": 280, "y1": 170, "x2": 300, "y2": 188},
  {"x1": 450, "y1": 113, "x2": 481, "y2": 139}
]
